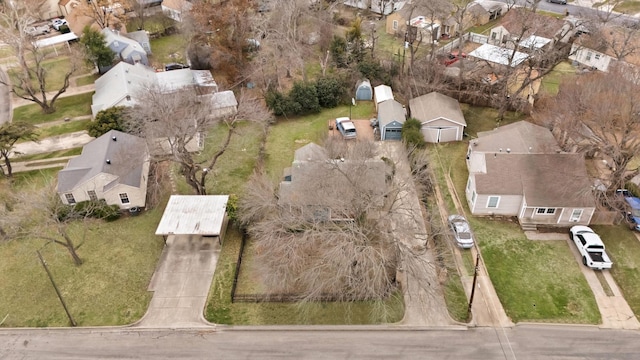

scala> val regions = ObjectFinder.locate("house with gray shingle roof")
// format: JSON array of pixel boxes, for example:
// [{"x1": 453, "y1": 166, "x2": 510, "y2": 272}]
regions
[
  {"x1": 465, "y1": 121, "x2": 596, "y2": 229},
  {"x1": 102, "y1": 28, "x2": 150, "y2": 67},
  {"x1": 408, "y1": 92, "x2": 466, "y2": 143},
  {"x1": 57, "y1": 130, "x2": 150, "y2": 210}
]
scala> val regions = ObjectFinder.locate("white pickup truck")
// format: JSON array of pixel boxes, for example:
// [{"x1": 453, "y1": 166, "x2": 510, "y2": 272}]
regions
[
  {"x1": 335, "y1": 117, "x2": 356, "y2": 139},
  {"x1": 569, "y1": 226, "x2": 613, "y2": 270}
]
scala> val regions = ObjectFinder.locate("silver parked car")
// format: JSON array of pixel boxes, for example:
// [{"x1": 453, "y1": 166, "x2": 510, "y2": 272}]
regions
[{"x1": 448, "y1": 214, "x2": 474, "y2": 249}]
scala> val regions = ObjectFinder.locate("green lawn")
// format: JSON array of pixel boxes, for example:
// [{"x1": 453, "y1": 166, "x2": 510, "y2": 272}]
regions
[
  {"x1": 205, "y1": 224, "x2": 405, "y2": 325},
  {"x1": 12, "y1": 148, "x2": 82, "y2": 162},
  {"x1": 12, "y1": 93, "x2": 94, "y2": 125},
  {"x1": 35, "y1": 120, "x2": 90, "y2": 139},
  {"x1": 540, "y1": 61, "x2": 575, "y2": 97},
  {"x1": 429, "y1": 109, "x2": 601, "y2": 324},
  {"x1": 0, "y1": 173, "x2": 166, "y2": 327},
  {"x1": 7, "y1": 58, "x2": 92, "y2": 93},
  {"x1": 149, "y1": 34, "x2": 189, "y2": 69},
  {"x1": 593, "y1": 225, "x2": 640, "y2": 321},
  {"x1": 265, "y1": 103, "x2": 375, "y2": 180},
  {"x1": 613, "y1": 0, "x2": 640, "y2": 13},
  {"x1": 75, "y1": 74, "x2": 99, "y2": 87}
]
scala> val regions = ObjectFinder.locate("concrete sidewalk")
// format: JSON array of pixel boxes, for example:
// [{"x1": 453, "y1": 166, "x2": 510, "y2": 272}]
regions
[
  {"x1": 9, "y1": 155, "x2": 76, "y2": 173},
  {"x1": 13, "y1": 131, "x2": 93, "y2": 157}
]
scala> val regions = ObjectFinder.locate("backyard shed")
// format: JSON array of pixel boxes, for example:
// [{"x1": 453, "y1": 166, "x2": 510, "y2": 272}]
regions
[
  {"x1": 378, "y1": 99, "x2": 406, "y2": 141},
  {"x1": 409, "y1": 92, "x2": 466, "y2": 143},
  {"x1": 374, "y1": 85, "x2": 394, "y2": 110},
  {"x1": 355, "y1": 79, "x2": 373, "y2": 101}
]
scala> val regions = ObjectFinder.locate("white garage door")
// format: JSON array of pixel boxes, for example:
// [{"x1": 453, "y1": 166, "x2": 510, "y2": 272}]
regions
[{"x1": 422, "y1": 126, "x2": 459, "y2": 143}]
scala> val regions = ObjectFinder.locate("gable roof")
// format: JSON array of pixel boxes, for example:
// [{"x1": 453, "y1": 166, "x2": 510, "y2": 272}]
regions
[
  {"x1": 474, "y1": 121, "x2": 560, "y2": 154},
  {"x1": 57, "y1": 130, "x2": 149, "y2": 193},
  {"x1": 408, "y1": 92, "x2": 466, "y2": 126},
  {"x1": 475, "y1": 153, "x2": 595, "y2": 207},
  {"x1": 468, "y1": 43, "x2": 529, "y2": 67},
  {"x1": 91, "y1": 62, "x2": 156, "y2": 116},
  {"x1": 374, "y1": 84, "x2": 394, "y2": 103},
  {"x1": 378, "y1": 99, "x2": 406, "y2": 128},
  {"x1": 101, "y1": 28, "x2": 146, "y2": 56}
]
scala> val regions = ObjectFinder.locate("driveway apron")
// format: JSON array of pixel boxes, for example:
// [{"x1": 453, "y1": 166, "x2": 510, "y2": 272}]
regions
[{"x1": 136, "y1": 234, "x2": 220, "y2": 328}]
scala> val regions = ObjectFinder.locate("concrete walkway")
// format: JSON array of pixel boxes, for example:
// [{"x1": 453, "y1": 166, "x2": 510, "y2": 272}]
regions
[
  {"x1": 9, "y1": 155, "x2": 76, "y2": 173},
  {"x1": 13, "y1": 131, "x2": 93, "y2": 157},
  {"x1": 135, "y1": 235, "x2": 220, "y2": 328},
  {"x1": 377, "y1": 142, "x2": 454, "y2": 327}
]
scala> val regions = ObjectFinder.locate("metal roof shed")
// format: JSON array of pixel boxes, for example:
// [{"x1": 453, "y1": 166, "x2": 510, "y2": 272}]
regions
[{"x1": 155, "y1": 195, "x2": 229, "y2": 236}]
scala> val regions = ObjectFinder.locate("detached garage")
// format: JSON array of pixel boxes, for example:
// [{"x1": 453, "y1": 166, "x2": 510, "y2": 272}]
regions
[
  {"x1": 409, "y1": 92, "x2": 466, "y2": 143},
  {"x1": 378, "y1": 99, "x2": 406, "y2": 140},
  {"x1": 374, "y1": 84, "x2": 394, "y2": 110}
]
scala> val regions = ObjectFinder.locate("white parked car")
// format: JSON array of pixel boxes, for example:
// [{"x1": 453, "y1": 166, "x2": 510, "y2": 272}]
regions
[
  {"x1": 448, "y1": 215, "x2": 474, "y2": 249},
  {"x1": 569, "y1": 226, "x2": 613, "y2": 270},
  {"x1": 335, "y1": 117, "x2": 356, "y2": 139},
  {"x1": 51, "y1": 18, "x2": 68, "y2": 31}
]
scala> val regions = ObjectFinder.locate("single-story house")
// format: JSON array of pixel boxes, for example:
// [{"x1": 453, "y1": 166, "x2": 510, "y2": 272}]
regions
[
  {"x1": 465, "y1": 121, "x2": 595, "y2": 228},
  {"x1": 124, "y1": 30, "x2": 152, "y2": 55},
  {"x1": 343, "y1": 0, "x2": 405, "y2": 15},
  {"x1": 355, "y1": 79, "x2": 373, "y2": 101},
  {"x1": 374, "y1": 84, "x2": 394, "y2": 110},
  {"x1": 279, "y1": 142, "x2": 387, "y2": 220},
  {"x1": 162, "y1": 0, "x2": 193, "y2": 22},
  {"x1": 57, "y1": 130, "x2": 150, "y2": 210},
  {"x1": 463, "y1": 0, "x2": 507, "y2": 28},
  {"x1": 385, "y1": 1, "x2": 456, "y2": 38},
  {"x1": 102, "y1": 28, "x2": 150, "y2": 67},
  {"x1": 487, "y1": 8, "x2": 566, "y2": 48},
  {"x1": 91, "y1": 62, "x2": 218, "y2": 117},
  {"x1": 408, "y1": 92, "x2": 466, "y2": 143},
  {"x1": 568, "y1": 26, "x2": 640, "y2": 72},
  {"x1": 468, "y1": 43, "x2": 530, "y2": 67},
  {"x1": 377, "y1": 99, "x2": 406, "y2": 141}
]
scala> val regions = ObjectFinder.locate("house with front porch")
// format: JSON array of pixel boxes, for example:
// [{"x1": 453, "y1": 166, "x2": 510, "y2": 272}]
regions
[{"x1": 465, "y1": 121, "x2": 596, "y2": 229}]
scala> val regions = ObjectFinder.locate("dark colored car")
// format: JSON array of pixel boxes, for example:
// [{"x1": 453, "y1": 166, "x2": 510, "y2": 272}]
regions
[
  {"x1": 547, "y1": 0, "x2": 567, "y2": 4},
  {"x1": 165, "y1": 63, "x2": 190, "y2": 71}
]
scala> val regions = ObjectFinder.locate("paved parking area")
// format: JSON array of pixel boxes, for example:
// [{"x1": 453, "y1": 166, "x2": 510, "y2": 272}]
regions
[
  {"x1": 328, "y1": 119, "x2": 375, "y2": 141},
  {"x1": 135, "y1": 235, "x2": 220, "y2": 328}
]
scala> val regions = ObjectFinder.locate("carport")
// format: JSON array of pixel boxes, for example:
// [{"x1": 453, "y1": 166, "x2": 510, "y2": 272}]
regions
[{"x1": 155, "y1": 195, "x2": 229, "y2": 243}]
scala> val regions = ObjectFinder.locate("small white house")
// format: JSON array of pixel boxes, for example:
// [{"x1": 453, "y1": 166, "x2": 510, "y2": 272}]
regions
[{"x1": 57, "y1": 130, "x2": 150, "y2": 210}]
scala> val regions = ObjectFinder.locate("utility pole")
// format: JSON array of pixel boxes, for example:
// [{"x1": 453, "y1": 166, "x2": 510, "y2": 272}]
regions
[
  {"x1": 37, "y1": 250, "x2": 77, "y2": 327},
  {"x1": 466, "y1": 252, "x2": 480, "y2": 322}
]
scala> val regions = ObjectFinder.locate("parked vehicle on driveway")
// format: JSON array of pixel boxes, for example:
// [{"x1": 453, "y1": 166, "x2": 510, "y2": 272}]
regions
[
  {"x1": 335, "y1": 117, "x2": 357, "y2": 139},
  {"x1": 569, "y1": 226, "x2": 613, "y2": 270},
  {"x1": 617, "y1": 189, "x2": 640, "y2": 231},
  {"x1": 51, "y1": 18, "x2": 68, "y2": 31},
  {"x1": 25, "y1": 24, "x2": 50, "y2": 37},
  {"x1": 547, "y1": 0, "x2": 567, "y2": 4},
  {"x1": 448, "y1": 214, "x2": 474, "y2": 249}
]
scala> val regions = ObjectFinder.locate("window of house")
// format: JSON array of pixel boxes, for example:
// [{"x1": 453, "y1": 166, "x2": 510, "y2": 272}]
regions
[
  {"x1": 87, "y1": 190, "x2": 98, "y2": 201},
  {"x1": 536, "y1": 207, "x2": 556, "y2": 215},
  {"x1": 570, "y1": 209, "x2": 583, "y2": 222},
  {"x1": 586, "y1": 52, "x2": 592, "y2": 61},
  {"x1": 65, "y1": 193, "x2": 76, "y2": 204},
  {"x1": 393, "y1": 20, "x2": 398, "y2": 30},
  {"x1": 491, "y1": 32, "x2": 497, "y2": 40},
  {"x1": 594, "y1": 54, "x2": 601, "y2": 60},
  {"x1": 467, "y1": 179, "x2": 471, "y2": 191},
  {"x1": 119, "y1": 193, "x2": 130, "y2": 204},
  {"x1": 487, "y1": 196, "x2": 499, "y2": 208}
]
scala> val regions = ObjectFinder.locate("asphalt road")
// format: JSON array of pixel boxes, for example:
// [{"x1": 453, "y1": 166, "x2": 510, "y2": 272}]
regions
[
  {"x1": 0, "y1": 67, "x2": 11, "y2": 125},
  {"x1": 0, "y1": 325, "x2": 639, "y2": 359}
]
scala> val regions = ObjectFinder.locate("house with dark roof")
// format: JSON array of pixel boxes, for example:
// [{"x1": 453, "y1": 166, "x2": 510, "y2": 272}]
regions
[
  {"x1": 278, "y1": 143, "x2": 388, "y2": 221},
  {"x1": 408, "y1": 92, "x2": 466, "y2": 143},
  {"x1": 57, "y1": 130, "x2": 150, "y2": 210},
  {"x1": 465, "y1": 121, "x2": 596, "y2": 229}
]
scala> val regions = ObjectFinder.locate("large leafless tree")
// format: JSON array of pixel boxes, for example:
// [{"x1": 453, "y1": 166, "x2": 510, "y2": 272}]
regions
[
  {"x1": 0, "y1": 0, "x2": 80, "y2": 114},
  {"x1": 533, "y1": 67, "x2": 640, "y2": 197},
  {"x1": 127, "y1": 85, "x2": 271, "y2": 195},
  {"x1": 238, "y1": 139, "x2": 435, "y2": 303}
]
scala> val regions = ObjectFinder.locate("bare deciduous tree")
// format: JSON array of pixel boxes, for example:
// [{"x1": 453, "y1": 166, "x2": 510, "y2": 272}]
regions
[
  {"x1": 74, "y1": 0, "x2": 127, "y2": 30},
  {"x1": 533, "y1": 67, "x2": 640, "y2": 196},
  {"x1": 0, "y1": 1, "x2": 80, "y2": 113},
  {"x1": 238, "y1": 139, "x2": 435, "y2": 303},
  {"x1": 128, "y1": 86, "x2": 271, "y2": 195}
]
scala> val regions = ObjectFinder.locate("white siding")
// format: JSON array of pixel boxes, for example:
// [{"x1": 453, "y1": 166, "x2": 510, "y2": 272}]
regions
[
  {"x1": 569, "y1": 45, "x2": 612, "y2": 72},
  {"x1": 473, "y1": 194, "x2": 522, "y2": 216}
]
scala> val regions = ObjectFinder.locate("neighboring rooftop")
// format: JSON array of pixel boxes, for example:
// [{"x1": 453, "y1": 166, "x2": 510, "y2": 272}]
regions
[
  {"x1": 473, "y1": 121, "x2": 560, "y2": 154},
  {"x1": 468, "y1": 43, "x2": 529, "y2": 67},
  {"x1": 409, "y1": 92, "x2": 466, "y2": 126},
  {"x1": 155, "y1": 195, "x2": 229, "y2": 236}
]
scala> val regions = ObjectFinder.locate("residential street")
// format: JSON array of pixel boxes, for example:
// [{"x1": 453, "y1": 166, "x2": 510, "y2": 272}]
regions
[{"x1": 0, "y1": 325, "x2": 639, "y2": 359}]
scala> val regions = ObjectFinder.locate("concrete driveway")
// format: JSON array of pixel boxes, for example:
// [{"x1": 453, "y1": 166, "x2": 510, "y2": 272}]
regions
[
  {"x1": 12, "y1": 131, "x2": 94, "y2": 156},
  {"x1": 135, "y1": 235, "x2": 220, "y2": 328}
]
